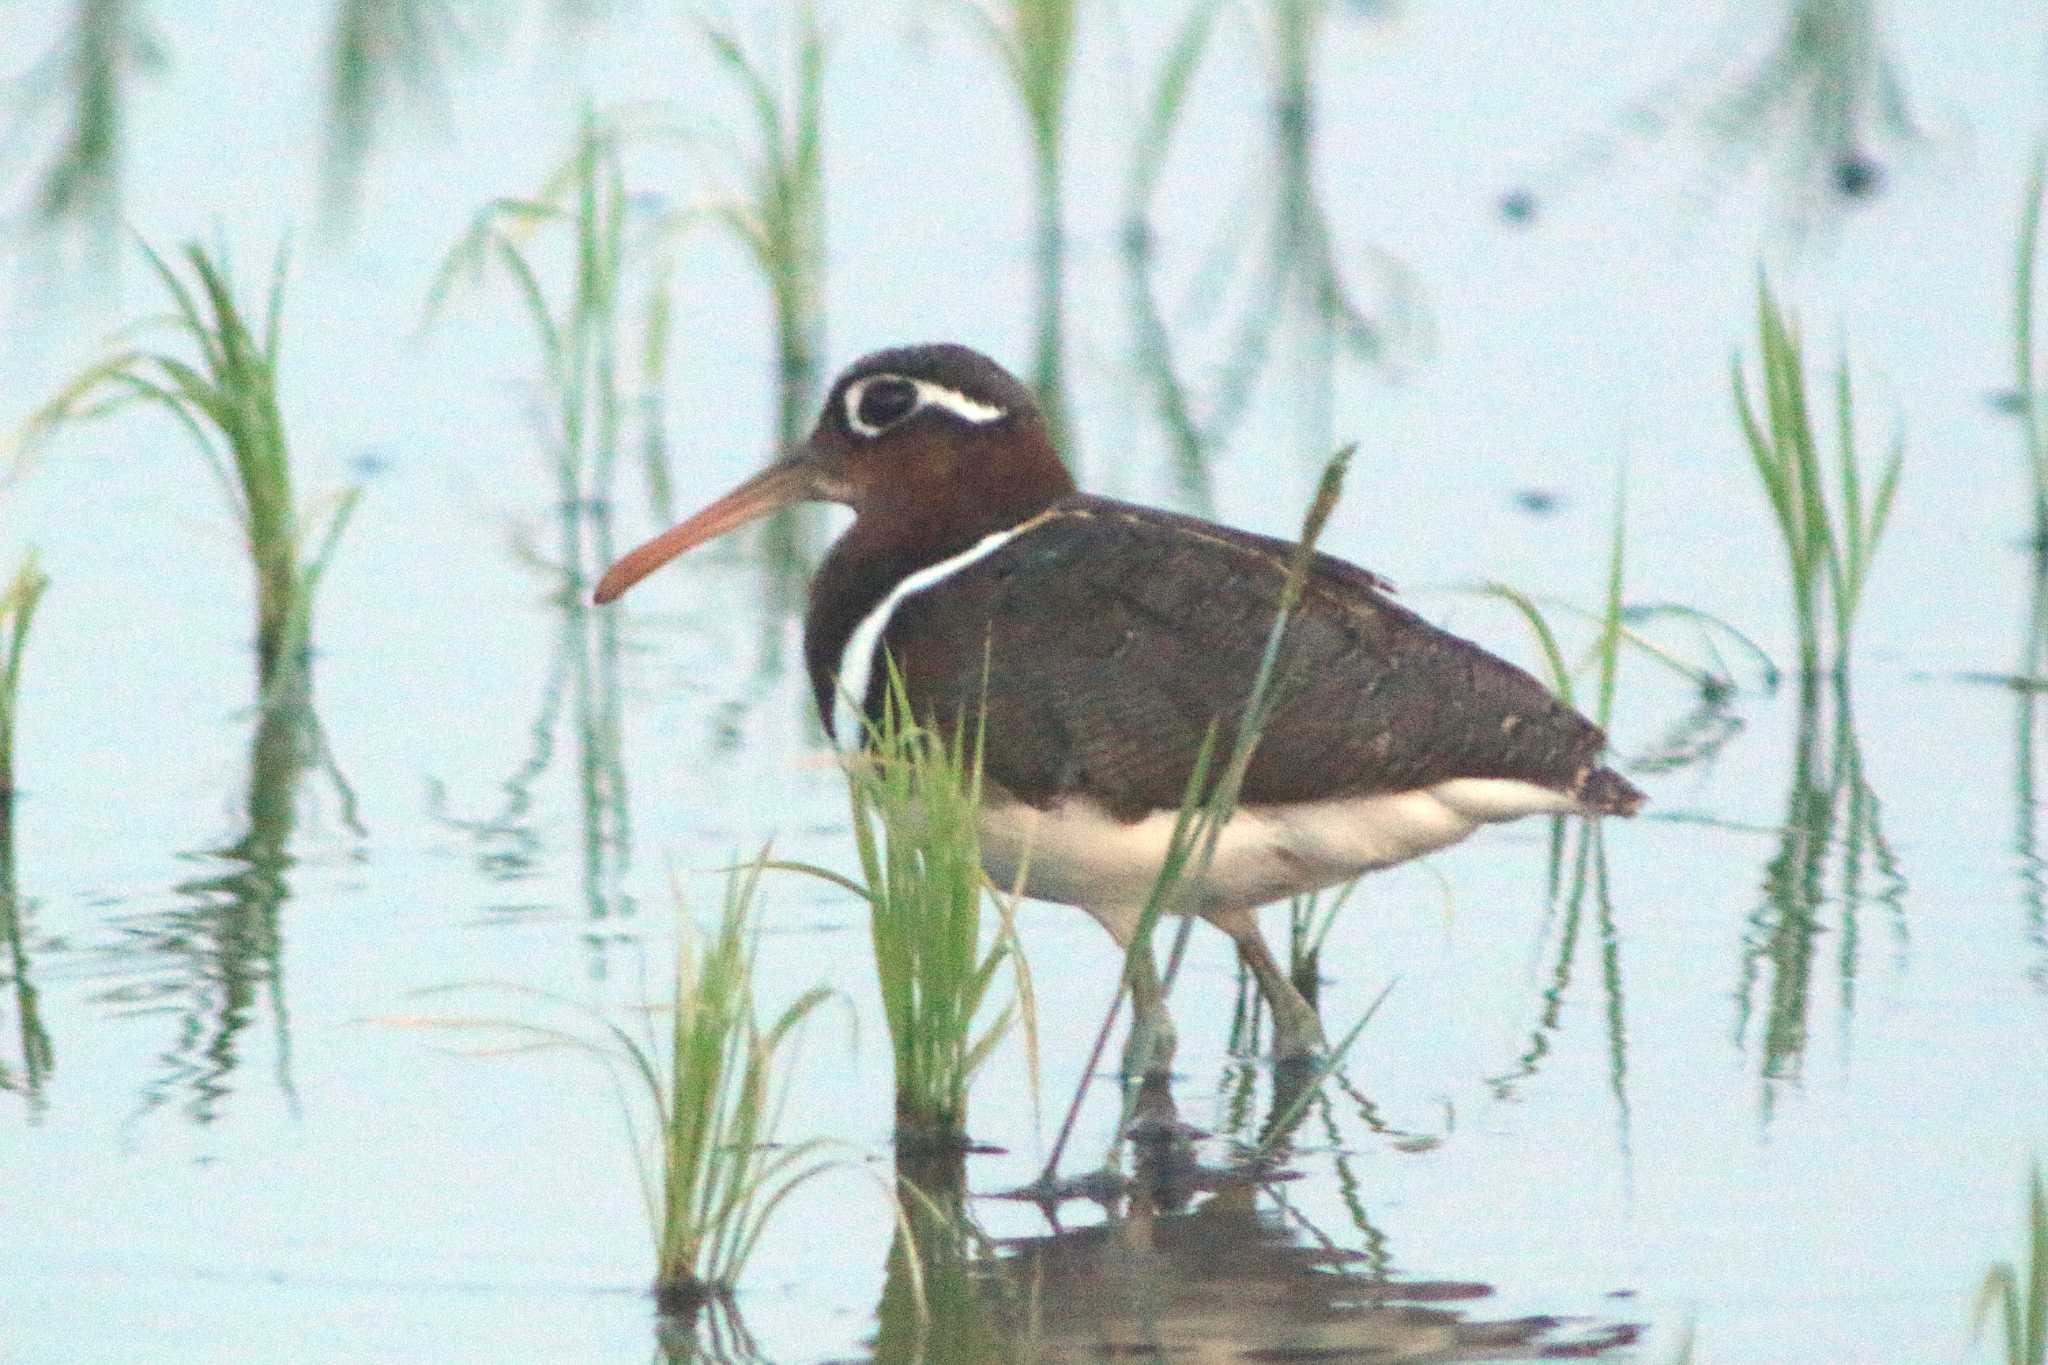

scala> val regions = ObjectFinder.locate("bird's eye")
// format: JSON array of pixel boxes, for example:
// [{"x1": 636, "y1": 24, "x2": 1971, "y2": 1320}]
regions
[{"x1": 852, "y1": 377, "x2": 919, "y2": 434}]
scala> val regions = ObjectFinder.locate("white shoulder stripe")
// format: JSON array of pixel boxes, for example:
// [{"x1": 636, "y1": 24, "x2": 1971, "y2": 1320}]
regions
[{"x1": 831, "y1": 520, "x2": 1033, "y2": 746}]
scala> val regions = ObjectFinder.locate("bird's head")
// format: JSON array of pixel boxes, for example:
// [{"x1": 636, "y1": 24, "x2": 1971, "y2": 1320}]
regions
[{"x1": 594, "y1": 343, "x2": 1071, "y2": 603}]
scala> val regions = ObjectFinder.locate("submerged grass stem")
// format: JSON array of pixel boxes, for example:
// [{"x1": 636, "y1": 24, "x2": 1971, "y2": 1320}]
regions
[{"x1": 0, "y1": 556, "x2": 49, "y2": 806}]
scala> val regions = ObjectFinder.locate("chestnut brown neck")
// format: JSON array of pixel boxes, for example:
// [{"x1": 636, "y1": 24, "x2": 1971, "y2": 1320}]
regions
[
  {"x1": 803, "y1": 418, "x2": 1074, "y2": 726},
  {"x1": 847, "y1": 419, "x2": 1074, "y2": 566}
]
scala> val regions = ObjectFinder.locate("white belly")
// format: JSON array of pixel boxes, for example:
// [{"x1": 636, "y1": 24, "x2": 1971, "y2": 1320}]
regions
[{"x1": 978, "y1": 778, "x2": 1582, "y2": 916}]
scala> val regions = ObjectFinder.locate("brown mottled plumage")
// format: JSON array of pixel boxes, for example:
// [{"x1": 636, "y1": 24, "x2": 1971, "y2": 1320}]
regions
[{"x1": 844, "y1": 495, "x2": 1637, "y2": 821}]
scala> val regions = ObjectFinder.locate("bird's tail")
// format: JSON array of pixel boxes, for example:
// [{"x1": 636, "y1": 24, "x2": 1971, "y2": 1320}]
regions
[{"x1": 1575, "y1": 764, "x2": 1646, "y2": 817}]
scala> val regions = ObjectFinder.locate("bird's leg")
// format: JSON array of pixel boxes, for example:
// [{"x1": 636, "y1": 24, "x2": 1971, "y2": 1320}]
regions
[
  {"x1": 1076, "y1": 902, "x2": 1178, "y2": 1079},
  {"x1": 1077, "y1": 903, "x2": 1179, "y2": 1078},
  {"x1": 1214, "y1": 907, "x2": 1326, "y2": 1064},
  {"x1": 1120, "y1": 936, "x2": 1178, "y2": 1081}
]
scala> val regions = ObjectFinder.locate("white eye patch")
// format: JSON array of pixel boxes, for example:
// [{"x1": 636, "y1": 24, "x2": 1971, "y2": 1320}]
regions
[
  {"x1": 913, "y1": 380, "x2": 1006, "y2": 426},
  {"x1": 843, "y1": 374, "x2": 1007, "y2": 437}
]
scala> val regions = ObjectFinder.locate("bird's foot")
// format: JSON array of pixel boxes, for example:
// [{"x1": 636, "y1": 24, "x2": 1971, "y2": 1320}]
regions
[
  {"x1": 1119, "y1": 1015, "x2": 1177, "y2": 1084},
  {"x1": 1120, "y1": 1071, "x2": 1194, "y2": 1141},
  {"x1": 1269, "y1": 1005, "x2": 1328, "y2": 1070}
]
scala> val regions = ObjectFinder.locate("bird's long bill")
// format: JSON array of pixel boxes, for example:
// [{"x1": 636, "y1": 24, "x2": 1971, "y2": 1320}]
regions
[{"x1": 592, "y1": 458, "x2": 812, "y2": 604}]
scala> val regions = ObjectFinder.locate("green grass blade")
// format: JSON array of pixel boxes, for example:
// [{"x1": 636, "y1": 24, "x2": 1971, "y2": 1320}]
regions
[
  {"x1": 1733, "y1": 356, "x2": 1800, "y2": 551},
  {"x1": 2021, "y1": 145, "x2": 2046, "y2": 414},
  {"x1": 24, "y1": 238, "x2": 349, "y2": 689},
  {"x1": 1254, "y1": 978, "x2": 1396, "y2": 1157},
  {"x1": 1596, "y1": 470, "x2": 1626, "y2": 729},
  {"x1": 837, "y1": 661, "x2": 1021, "y2": 1142},
  {"x1": 1621, "y1": 603, "x2": 1781, "y2": 690},
  {"x1": 1737, "y1": 274, "x2": 1899, "y2": 676},
  {"x1": 1867, "y1": 430, "x2": 1904, "y2": 584},
  {"x1": 1128, "y1": 0, "x2": 1220, "y2": 211},
  {"x1": 1474, "y1": 582, "x2": 1574, "y2": 705},
  {"x1": 0, "y1": 553, "x2": 51, "y2": 799}
]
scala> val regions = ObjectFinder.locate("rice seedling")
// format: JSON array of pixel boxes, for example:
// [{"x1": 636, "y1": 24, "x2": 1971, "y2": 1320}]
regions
[
  {"x1": 1121, "y1": 0, "x2": 1232, "y2": 507},
  {"x1": 1705, "y1": 0, "x2": 1917, "y2": 205},
  {"x1": 699, "y1": 4, "x2": 828, "y2": 602},
  {"x1": 962, "y1": 0, "x2": 1079, "y2": 451},
  {"x1": 637, "y1": 860, "x2": 838, "y2": 1313},
  {"x1": 1467, "y1": 484, "x2": 1641, "y2": 1138},
  {"x1": 427, "y1": 108, "x2": 635, "y2": 579},
  {"x1": 18, "y1": 241, "x2": 359, "y2": 692},
  {"x1": 2009, "y1": 192, "x2": 2048, "y2": 980},
  {"x1": 1972, "y1": 1162, "x2": 2046, "y2": 1365},
  {"x1": 0, "y1": 555, "x2": 49, "y2": 809},
  {"x1": 2016, "y1": 145, "x2": 2048, "y2": 546},
  {"x1": 1122, "y1": 0, "x2": 1400, "y2": 497},
  {"x1": 1470, "y1": 475, "x2": 1756, "y2": 931},
  {"x1": 1263, "y1": 0, "x2": 1399, "y2": 413},
  {"x1": 805, "y1": 666, "x2": 1029, "y2": 1148},
  {"x1": 1692, "y1": 395, "x2": 1902, "y2": 1096},
  {"x1": 2011, "y1": 517, "x2": 2048, "y2": 989},
  {"x1": 0, "y1": 795, "x2": 55, "y2": 1109},
  {"x1": 1, "y1": 557, "x2": 54, "y2": 1107},
  {"x1": 1282, "y1": 876, "x2": 1357, "y2": 1011},
  {"x1": 1475, "y1": 472, "x2": 1773, "y2": 729},
  {"x1": 321, "y1": 0, "x2": 467, "y2": 230},
  {"x1": 425, "y1": 112, "x2": 643, "y2": 940},
  {"x1": 1732, "y1": 274, "x2": 1902, "y2": 678},
  {"x1": 702, "y1": 4, "x2": 826, "y2": 452},
  {"x1": 6, "y1": 0, "x2": 158, "y2": 253},
  {"x1": 410, "y1": 857, "x2": 839, "y2": 1315},
  {"x1": 322, "y1": 1, "x2": 626, "y2": 232},
  {"x1": 1503, "y1": 0, "x2": 1916, "y2": 235},
  {"x1": 639, "y1": 278, "x2": 678, "y2": 524},
  {"x1": 1134, "y1": 446, "x2": 1357, "y2": 1062}
]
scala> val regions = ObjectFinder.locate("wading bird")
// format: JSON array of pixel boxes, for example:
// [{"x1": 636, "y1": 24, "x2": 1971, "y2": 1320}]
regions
[{"x1": 596, "y1": 345, "x2": 1642, "y2": 1077}]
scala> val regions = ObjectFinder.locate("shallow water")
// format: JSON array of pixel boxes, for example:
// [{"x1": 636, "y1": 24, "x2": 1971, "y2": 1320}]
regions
[{"x1": 3, "y1": 2, "x2": 2045, "y2": 1361}]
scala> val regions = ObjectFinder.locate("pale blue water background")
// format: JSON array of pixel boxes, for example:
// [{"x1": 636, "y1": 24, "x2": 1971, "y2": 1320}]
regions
[{"x1": 2, "y1": 2, "x2": 2045, "y2": 1360}]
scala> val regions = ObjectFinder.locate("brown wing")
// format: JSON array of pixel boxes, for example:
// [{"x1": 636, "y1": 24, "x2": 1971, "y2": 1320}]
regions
[{"x1": 880, "y1": 496, "x2": 1630, "y2": 819}]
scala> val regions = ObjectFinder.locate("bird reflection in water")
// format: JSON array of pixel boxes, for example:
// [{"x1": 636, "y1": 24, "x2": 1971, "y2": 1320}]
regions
[
  {"x1": 853, "y1": 1077, "x2": 1638, "y2": 1364},
  {"x1": 864, "y1": 1145, "x2": 1635, "y2": 1360}
]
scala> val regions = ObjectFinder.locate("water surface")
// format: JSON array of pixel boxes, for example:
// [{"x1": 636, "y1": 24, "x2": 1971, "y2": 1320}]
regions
[{"x1": 3, "y1": 2, "x2": 2045, "y2": 1361}]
